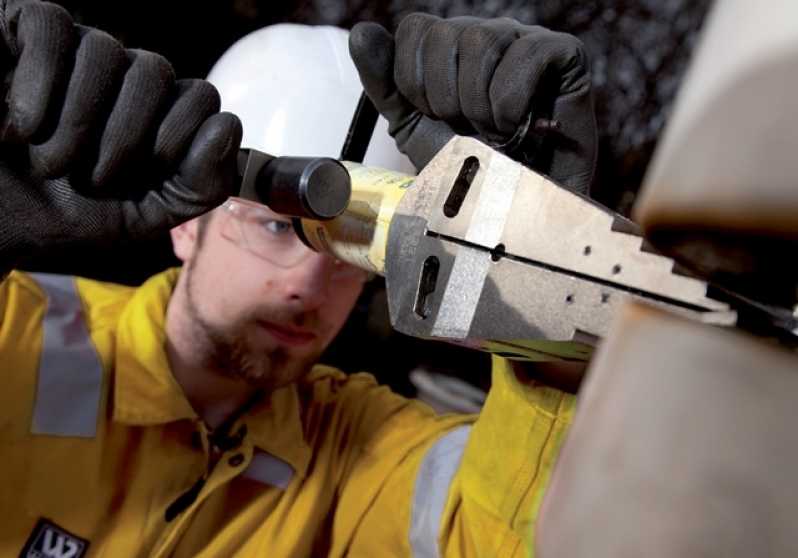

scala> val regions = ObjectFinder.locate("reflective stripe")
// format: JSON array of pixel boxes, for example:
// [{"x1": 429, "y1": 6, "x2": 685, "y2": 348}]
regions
[
  {"x1": 430, "y1": 247, "x2": 491, "y2": 339},
  {"x1": 30, "y1": 273, "x2": 102, "y2": 438},
  {"x1": 242, "y1": 451, "x2": 295, "y2": 489},
  {"x1": 431, "y1": 152, "x2": 521, "y2": 339},
  {"x1": 409, "y1": 425, "x2": 472, "y2": 558}
]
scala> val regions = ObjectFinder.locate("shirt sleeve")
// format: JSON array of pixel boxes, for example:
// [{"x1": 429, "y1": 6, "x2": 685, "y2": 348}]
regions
[
  {"x1": 0, "y1": 271, "x2": 39, "y2": 345},
  {"x1": 0, "y1": 270, "x2": 11, "y2": 327},
  {"x1": 327, "y1": 357, "x2": 575, "y2": 557}
]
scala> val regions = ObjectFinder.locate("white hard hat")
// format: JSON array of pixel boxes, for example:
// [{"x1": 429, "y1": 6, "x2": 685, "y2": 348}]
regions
[{"x1": 207, "y1": 23, "x2": 414, "y2": 174}]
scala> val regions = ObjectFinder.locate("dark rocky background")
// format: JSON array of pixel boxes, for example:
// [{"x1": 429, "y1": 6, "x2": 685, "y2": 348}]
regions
[{"x1": 30, "y1": 0, "x2": 714, "y2": 394}]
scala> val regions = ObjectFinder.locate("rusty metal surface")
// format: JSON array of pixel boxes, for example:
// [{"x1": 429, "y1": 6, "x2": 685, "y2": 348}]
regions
[{"x1": 537, "y1": 301, "x2": 798, "y2": 558}]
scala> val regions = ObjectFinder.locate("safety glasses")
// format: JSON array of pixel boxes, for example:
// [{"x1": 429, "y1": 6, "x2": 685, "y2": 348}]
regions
[{"x1": 220, "y1": 198, "x2": 368, "y2": 282}]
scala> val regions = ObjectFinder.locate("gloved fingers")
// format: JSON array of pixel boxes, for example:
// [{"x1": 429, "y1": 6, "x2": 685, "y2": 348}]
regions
[
  {"x1": 29, "y1": 25, "x2": 127, "y2": 179},
  {"x1": 391, "y1": 13, "x2": 438, "y2": 117},
  {"x1": 413, "y1": 15, "x2": 482, "y2": 129},
  {"x1": 350, "y1": 20, "x2": 456, "y2": 172},
  {"x1": 54, "y1": 111, "x2": 239, "y2": 244},
  {"x1": 153, "y1": 78, "x2": 221, "y2": 171},
  {"x1": 395, "y1": 115, "x2": 458, "y2": 171},
  {"x1": 488, "y1": 31, "x2": 549, "y2": 137},
  {"x1": 490, "y1": 28, "x2": 591, "y2": 134},
  {"x1": 1, "y1": 1, "x2": 75, "y2": 143},
  {"x1": 349, "y1": 22, "x2": 410, "y2": 129},
  {"x1": 548, "y1": 84, "x2": 597, "y2": 195},
  {"x1": 135, "y1": 111, "x2": 242, "y2": 233},
  {"x1": 93, "y1": 112, "x2": 239, "y2": 242},
  {"x1": 90, "y1": 49, "x2": 176, "y2": 188},
  {"x1": 456, "y1": 18, "x2": 528, "y2": 141}
]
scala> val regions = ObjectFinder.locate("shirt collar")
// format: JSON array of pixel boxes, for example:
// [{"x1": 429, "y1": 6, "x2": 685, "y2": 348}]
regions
[
  {"x1": 111, "y1": 267, "x2": 311, "y2": 476},
  {"x1": 113, "y1": 267, "x2": 196, "y2": 425},
  {"x1": 242, "y1": 383, "x2": 311, "y2": 479}
]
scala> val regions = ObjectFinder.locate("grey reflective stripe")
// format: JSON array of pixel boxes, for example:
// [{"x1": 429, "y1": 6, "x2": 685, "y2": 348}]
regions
[
  {"x1": 431, "y1": 152, "x2": 521, "y2": 340},
  {"x1": 430, "y1": 247, "x2": 491, "y2": 339},
  {"x1": 242, "y1": 451, "x2": 295, "y2": 489},
  {"x1": 409, "y1": 425, "x2": 472, "y2": 558},
  {"x1": 30, "y1": 273, "x2": 102, "y2": 438}
]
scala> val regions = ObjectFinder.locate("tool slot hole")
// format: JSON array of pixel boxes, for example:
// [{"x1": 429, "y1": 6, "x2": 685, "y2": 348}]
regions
[
  {"x1": 414, "y1": 256, "x2": 440, "y2": 319},
  {"x1": 443, "y1": 156, "x2": 480, "y2": 218}
]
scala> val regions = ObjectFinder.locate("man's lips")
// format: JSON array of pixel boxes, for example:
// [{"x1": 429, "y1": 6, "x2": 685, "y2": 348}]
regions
[{"x1": 256, "y1": 320, "x2": 318, "y2": 347}]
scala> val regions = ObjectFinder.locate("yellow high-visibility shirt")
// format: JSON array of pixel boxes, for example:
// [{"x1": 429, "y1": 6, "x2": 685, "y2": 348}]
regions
[{"x1": 0, "y1": 268, "x2": 575, "y2": 557}]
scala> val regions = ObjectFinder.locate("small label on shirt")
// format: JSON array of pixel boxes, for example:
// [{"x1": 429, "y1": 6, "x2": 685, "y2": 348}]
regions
[{"x1": 20, "y1": 518, "x2": 89, "y2": 558}]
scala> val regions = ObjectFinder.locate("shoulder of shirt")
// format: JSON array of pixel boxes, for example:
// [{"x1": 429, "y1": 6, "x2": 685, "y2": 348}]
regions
[
  {"x1": 6, "y1": 270, "x2": 137, "y2": 332},
  {"x1": 4, "y1": 270, "x2": 46, "y2": 300},
  {"x1": 299, "y1": 364, "x2": 395, "y2": 396},
  {"x1": 296, "y1": 363, "x2": 432, "y2": 419}
]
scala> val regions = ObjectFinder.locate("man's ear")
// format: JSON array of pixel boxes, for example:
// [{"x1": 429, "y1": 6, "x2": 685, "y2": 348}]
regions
[{"x1": 170, "y1": 217, "x2": 201, "y2": 263}]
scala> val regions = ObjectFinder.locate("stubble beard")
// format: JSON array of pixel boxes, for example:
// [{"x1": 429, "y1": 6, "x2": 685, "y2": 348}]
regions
[{"x1": 183, "y1": 264, "x2": 323, "y2": 392}]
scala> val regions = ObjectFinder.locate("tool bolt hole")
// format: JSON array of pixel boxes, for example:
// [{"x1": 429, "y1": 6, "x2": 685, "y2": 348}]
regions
[
  {"x1": 444, "y1": 156, "x2": 480, "y2": 218},
  {"x1": 601, "y1": 293, "x2": 610, "y2": 303},
  {"x1": 565, "y1": 294, "x2": 575, "y2": 304},
  {"x1": 612, "y1": 264, "x2": 622, "y2": 275},
  {"x1": 583, "y1": 245, "x2": 592, "y2": 256},
  {"x1": 414, "y1": 256, "x2": 440, "y2": 320}
]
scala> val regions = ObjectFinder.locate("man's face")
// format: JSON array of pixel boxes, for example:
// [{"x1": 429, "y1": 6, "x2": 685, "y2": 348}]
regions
[{"x1": 171, "y1": 199, "x2": 368, "y2": 392}]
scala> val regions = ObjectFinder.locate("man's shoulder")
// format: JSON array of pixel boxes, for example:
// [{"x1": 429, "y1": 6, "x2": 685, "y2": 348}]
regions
[
  {"x1": 4, "y1": 270, "x2": 134, "y2": 322},
  {"x1": 294, "y1": 365, "x2": 471, "y2": 466},
  {"x1": 6, "y1": 269, "x2": 135, "y2": 301},
  {"x1": 300, "y1": 365, "x2": 398, "y2": 400},
  {"x1": 296, "y1": 364, "x2": 437, "y2": 427},
  {"x1": 299, "y1": 364, "x2": 407, "y2": 400},
  {"x1": 2, "y1": 271, "x2": 161, "y2": 349}
]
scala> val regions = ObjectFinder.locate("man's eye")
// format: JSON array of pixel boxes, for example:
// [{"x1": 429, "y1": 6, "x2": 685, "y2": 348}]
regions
[{"x1": 259, "y1": 219, "x2": 293, "y2": 235}]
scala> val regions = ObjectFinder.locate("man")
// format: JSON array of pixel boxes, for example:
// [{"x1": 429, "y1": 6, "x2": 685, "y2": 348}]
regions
[{"x1": 0, "y1": 2, "x2": 596, "y2": 556}]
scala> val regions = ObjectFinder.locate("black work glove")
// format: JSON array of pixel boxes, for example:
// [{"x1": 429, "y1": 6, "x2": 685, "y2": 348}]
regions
[
  {"x1": 0, "y1": 0, "x2": 242, "y2": 275},
  {"x1": 349, "y1": 14, "x2": 597, "y2": 195}
]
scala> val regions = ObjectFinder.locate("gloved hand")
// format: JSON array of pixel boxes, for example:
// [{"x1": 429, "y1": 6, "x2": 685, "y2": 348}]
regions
[
  {"x1": 0, "y1": 0, "x2": 242, "y2": 275},
  {"x1": 349, "y1": 14, "x2": 597, "y2": 195}
]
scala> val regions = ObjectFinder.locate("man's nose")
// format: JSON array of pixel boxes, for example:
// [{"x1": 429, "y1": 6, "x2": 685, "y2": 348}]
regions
[{"x1": 279, "y1": 251, "x2": 336, "y2": 309}]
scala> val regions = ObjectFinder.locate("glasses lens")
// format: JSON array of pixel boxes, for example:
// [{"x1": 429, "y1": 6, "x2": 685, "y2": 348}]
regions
[
  {"x1": 222, "y1": 198, "x2": 310, "y2": 267},
  {"x1": 221, "y1": 198, "x2": 371, "y2": 283}
]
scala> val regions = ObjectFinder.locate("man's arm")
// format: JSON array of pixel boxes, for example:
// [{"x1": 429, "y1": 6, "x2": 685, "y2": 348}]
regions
[
  {"x1": 0, "y1": 0, "x2": 242, "y2": 279},
  {"x1": 326, "y1": 359, "x2": 575, "y2": 557},
  {"x1": 286, "y1": 364, "x2": 573, "y2": 557}
]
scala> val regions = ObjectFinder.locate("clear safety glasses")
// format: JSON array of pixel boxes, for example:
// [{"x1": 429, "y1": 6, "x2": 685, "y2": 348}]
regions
[{"x1": 220, "y1": 198, "x2": 367, "y2": 282}]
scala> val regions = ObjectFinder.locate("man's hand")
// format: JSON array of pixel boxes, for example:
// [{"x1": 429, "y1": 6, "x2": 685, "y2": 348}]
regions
[
  {"x1": 0, "y1": 0, "x2": 242, "y2": 275},
  {"x1": 349, "y1": 14, "x2": 597, "y2": 195}
]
